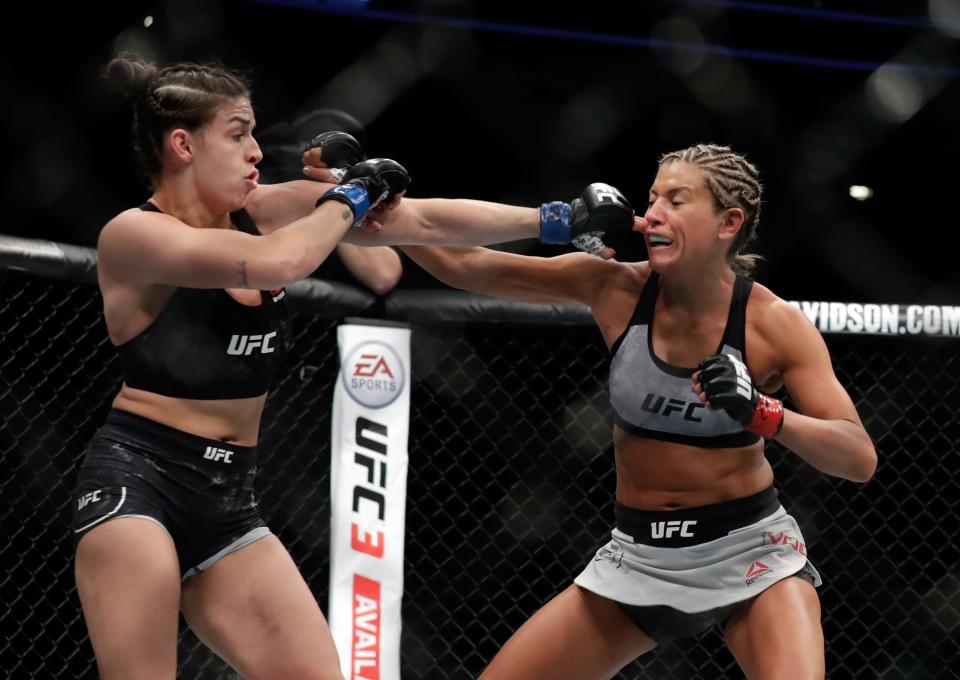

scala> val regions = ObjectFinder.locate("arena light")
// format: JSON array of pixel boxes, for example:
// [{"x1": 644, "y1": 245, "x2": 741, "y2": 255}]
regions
[
  {"x1": 929, "y1": 0, "x2": 960, "y2": 38},
  {"x1": 247, "y1": 0, "x2": 960, "y2": 76},
  {"x1": 849, "y1": 185, "x2": 873, "y2": 200},
  {"x1": 143, "y1": 15, "x2": 153, "y2": 28}
]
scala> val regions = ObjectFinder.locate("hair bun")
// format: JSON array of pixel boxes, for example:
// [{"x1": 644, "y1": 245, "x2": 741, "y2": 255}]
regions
[{"x1": 104, "y1": 55, "x2": 158, "y2": 99}]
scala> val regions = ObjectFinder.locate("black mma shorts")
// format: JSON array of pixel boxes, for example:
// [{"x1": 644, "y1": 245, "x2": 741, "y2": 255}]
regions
[{"x1": 72, "y1": 409, "x2": 270, "y2": 579}]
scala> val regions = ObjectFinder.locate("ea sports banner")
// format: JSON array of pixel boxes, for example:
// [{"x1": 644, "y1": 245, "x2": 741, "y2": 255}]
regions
[{"x1": 330, "y1": 320, "x2": 411, "y2": 680}]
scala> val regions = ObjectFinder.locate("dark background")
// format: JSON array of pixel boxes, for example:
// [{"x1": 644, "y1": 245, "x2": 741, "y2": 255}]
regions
[
  {"x1": 2, "y1": 4, "x2": 960, "y2": 677},
  {"x1": 2, "y1": 0, "x2": 958, "y2": 303}
]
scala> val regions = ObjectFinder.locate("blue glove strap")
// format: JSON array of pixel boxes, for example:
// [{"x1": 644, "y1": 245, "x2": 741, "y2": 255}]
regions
[
  {"x1": 539, "y1": 201, "x2": 572, "y2": 244},
  {"x1": 316, "y1": 183, "x2": 370, "y2": 226}
]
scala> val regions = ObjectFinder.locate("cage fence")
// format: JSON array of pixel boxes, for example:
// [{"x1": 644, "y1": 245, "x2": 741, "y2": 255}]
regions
[{"x1": 1, "y1": 249, "x2": 958, "y2": 680}]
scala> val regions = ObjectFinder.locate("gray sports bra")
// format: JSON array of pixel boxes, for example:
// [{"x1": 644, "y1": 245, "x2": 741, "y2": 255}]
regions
[{"x1": 609, "y1": 272, "x2": 760, "y2": 448}]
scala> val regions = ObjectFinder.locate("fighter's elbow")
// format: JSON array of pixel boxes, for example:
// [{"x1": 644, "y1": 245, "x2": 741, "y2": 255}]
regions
[
  {"x1": 269, "y1": 250, "x2": 312, "y2": 287},
  {"x1": 365, "y1": 269, "x2": 402, "y2": 295},
  {"x1": 848, "y1": 446, "x2": 878, "y2": 483}
]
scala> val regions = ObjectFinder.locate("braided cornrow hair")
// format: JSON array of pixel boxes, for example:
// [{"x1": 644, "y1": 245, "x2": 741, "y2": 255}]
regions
[
  {"x1": 659, "y1": 144, "x2": 764, "y2": 277},
  {"x1": 104, "y1": 55, "x2": 251, "y2": 188}
]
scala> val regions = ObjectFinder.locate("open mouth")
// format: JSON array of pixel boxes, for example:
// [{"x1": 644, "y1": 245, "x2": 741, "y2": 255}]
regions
[{"x1": 648, "y1": 235, "x2": 673, "y2": 248}]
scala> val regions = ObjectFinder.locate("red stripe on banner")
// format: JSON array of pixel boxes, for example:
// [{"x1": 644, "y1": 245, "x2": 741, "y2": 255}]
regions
[{"x1": 352, "y1": 574, "x2": 381, "y2": 680}]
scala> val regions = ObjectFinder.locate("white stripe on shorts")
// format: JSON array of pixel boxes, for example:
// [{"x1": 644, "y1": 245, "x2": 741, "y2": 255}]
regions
[
  {"x1": 181, "y1": 526, "x2": 272, "y2": 582},
  {"x1": 73, "y1": 487, "x2": 127, "y2": 534}
]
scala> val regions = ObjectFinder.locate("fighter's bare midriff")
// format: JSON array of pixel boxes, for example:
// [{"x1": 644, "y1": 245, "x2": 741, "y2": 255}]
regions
[
  {"x1": 112, "y1": 386, "x2": 266, "y2": 445},
  {"x1": 613, "y1": 424, "x2": 774, "y2": 510}
]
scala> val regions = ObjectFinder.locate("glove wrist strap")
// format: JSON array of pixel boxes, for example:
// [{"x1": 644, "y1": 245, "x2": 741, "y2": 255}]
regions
[
  {"x1": 316, "y1": 184, "x2": 370, "y2": 227},
  {"x1": 745, "y1": 394, "x2": 784, "y2": 439},
  {"x1": 539, "y1": 201, "x2": 572, "y2": 244}
]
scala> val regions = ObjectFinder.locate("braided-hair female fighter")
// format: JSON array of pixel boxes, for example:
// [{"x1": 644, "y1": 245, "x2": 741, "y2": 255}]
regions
[
  {"x1": 398, "y1": 144, "x2": 877, "y2": 679},
  {"x1": 73, "y1": 56, "x2": 633, "y2": 679}
]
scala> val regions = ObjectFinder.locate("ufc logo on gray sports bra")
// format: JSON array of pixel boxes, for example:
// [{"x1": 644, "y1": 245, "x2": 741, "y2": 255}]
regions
[
  {"x1": 650, "y1": 520, "x2": 697, "y2": 539},
  {"x1": 227, "y1": 332, "x2": 277, "y2": 356},
  {"x1": 641, "y1": 394, "x2": 705, "y2": 422}
]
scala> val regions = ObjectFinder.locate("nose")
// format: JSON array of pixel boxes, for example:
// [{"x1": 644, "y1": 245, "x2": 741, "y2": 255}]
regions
[
  {"x1": 644, "y1": 199, "x2": 664, "y2": 227},
  {"x1": 249, "y1": 136, "x2": 263, "y2": 165}
]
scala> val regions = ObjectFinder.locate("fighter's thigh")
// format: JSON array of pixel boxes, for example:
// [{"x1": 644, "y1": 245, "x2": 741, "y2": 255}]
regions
[
  {"x1": 179, "y1": 534, "x2": 342, "y2": 680},
  {"x1": 74, "y1": 517, "x2": 182, "y2": 680},
  {"x1": 479, "y1": 584, "x2": 656, "y2": 680},
  {"x1": 724, "y1": 576, "x2": 824, "y2": 680}
]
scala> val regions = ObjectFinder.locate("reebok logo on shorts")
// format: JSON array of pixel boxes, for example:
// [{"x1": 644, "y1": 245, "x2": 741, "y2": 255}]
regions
[{"x1": 744, "y1": 561, "x2": 773, "y2": 585}]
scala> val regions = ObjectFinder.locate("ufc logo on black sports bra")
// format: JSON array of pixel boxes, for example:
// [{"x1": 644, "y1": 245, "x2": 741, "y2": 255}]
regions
[{"x1": 227, "y1": 332, "x2": 277, "y2": 356}]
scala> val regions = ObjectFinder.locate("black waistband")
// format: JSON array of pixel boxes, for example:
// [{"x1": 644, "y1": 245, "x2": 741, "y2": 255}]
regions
[
  {"x1": 103, "y1": 409, "x2": 258, "y2": 470},
  {"x1": 615, "y1": 486, "x2": 780, "y2": 547}
]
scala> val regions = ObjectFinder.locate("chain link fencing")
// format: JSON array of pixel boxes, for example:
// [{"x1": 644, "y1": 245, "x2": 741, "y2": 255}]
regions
[{"x1": 1, "y1": 265, "x2": 958, "y2": 679}]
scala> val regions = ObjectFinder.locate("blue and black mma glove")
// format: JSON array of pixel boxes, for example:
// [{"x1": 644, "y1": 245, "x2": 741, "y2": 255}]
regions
[
  {"x1": 315, "y1": 158, "x2": 411, "y2": 227},
  {"x1": 698, "y1": 353, "x2": 785, "y2": 439},
  {"x1": 540, "y1": 183, "x2": 634, "y2": 256},
  {"x1": 306, "y1": 131, "x2": 366, "y2": 183}
]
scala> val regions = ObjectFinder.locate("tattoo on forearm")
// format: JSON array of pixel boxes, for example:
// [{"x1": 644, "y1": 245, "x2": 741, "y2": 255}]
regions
[
  {"x1": 237, "y1": 260, "x2": 249, "y2": 287},
  {"x1": 342, "y1": 209, "x2": 353, "y2": 223}
]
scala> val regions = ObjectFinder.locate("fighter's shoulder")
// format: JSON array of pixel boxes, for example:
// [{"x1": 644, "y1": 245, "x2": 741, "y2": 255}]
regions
[
  {"x1": 98, "y1": 207, "x2": 178, "y2": 250},
  {"x1": 747, "y1": 282, "x2": 818, "y2": 343}
]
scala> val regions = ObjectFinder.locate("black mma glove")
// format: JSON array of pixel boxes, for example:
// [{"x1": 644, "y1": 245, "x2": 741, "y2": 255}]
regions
[
  {"x1": 697, "y1": 353, "x2": 784, "y2": 439},
  {"x1": 315, "y1": 158, "x2": 410, "y2": 227},
  {"x1": 306, "y1": 131, "x2": 366, "y2": 182},
  {"x1": 540, "y1": 183, "x2": 634, "y2": 256}
]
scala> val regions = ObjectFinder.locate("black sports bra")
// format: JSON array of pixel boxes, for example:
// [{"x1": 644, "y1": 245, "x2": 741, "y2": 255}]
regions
[{"x1": 114, "y1": 202, "x2": 288, "y2": 399}]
